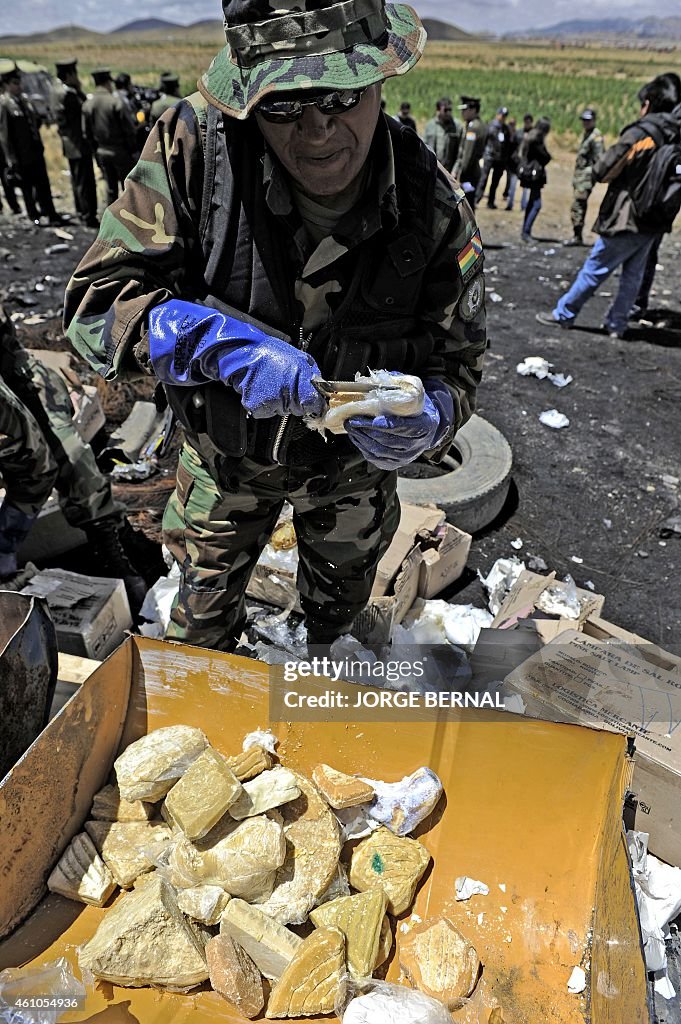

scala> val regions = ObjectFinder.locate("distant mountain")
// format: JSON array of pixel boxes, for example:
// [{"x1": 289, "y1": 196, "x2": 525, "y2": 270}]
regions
[
  {"x1": 422, "y1": 18, "x2": 477, "y2": 41},
  {"x1": 510, "y1": 16, "x2": 681, "y2": 40},
  {"x1": 0, "y1": 24, "x2": 102, "y2": 43},
  {"x1": 113, "y1": 18, "x2": 181, "y2": 33}
]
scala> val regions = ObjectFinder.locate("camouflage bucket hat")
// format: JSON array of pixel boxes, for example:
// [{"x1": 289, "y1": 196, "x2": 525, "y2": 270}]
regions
[{"x1": 198, "y1": 0, "x2": 426, "y2": 120}]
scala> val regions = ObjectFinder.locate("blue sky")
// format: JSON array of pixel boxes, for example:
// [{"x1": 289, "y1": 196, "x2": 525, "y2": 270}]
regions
[{"x1": 2, "y1": 0, "x2": 678, "y2": 37}]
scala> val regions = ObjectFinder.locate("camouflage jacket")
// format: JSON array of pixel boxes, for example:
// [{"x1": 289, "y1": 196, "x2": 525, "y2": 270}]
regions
[
  {"x1": 64, "y1": 97, "x2": 486, "y2": 471},
  {"x1": 572, "y1": 127, "x2": 605, "y2": 193},
  {"x1": 453, "y1": 118, "x2": 486, "y2": 186}
]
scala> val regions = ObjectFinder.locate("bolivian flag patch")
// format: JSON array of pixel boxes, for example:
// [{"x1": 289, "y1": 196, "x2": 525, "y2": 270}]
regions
[{"x1": 457, "y1": 229, "x2": 484, "y2": 283}]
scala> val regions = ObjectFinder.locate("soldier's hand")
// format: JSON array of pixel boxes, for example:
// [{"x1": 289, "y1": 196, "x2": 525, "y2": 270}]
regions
[
  {"x1": 346, "y1": 378, "x2": 454, "y2": 470},
  {"x1": 148, "y1": 298, "x2": 326, "y2": 419}
]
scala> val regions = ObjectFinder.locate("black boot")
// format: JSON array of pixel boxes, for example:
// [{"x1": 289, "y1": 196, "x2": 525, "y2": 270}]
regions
[
  {"x1": 118, "y1": 519, "x2": 167, "y2": 586},
  {"x1": 83, "y1": 516, "x2": 147, "y2": 618}
]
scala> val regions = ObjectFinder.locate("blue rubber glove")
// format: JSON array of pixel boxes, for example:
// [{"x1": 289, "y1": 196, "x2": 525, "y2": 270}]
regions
[
  {"x1": 148, "y1": 299, "x2": 325, "y2": 419},
  {"x1": 346, "y1": 378, "x2": 454, "y2": 471}
]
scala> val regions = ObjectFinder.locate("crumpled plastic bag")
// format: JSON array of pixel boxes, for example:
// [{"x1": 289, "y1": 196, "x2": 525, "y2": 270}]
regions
[
  {"x1": 627, "y1": 830, "x2": 681, "y2": 998},
  {"x1": 478, "y1": 557, "x2": 526, "y2": 615},
  {"x1": 338, "y1": 978, "x2": 453, "y2": 1023},
  {"x1": 0, "y1": 958, "x2": 86, "y2": 1024}
]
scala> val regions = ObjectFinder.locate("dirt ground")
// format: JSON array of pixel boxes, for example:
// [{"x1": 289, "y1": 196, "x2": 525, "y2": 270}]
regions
[{"x1": 0, "y1": 142, "x2": 679, "y2": 649}]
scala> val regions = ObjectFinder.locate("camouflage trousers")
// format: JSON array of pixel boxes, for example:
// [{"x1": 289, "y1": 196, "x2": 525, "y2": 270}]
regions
[
  {"x1": 163, "y1": 441, "x2": 400, "y2": 650},
  {"x1": 570, "y1": 189, "x2": 592, "y2": 234},
  {"x1": 0, "y1": 357, "x2": 116, "y2": 525}
]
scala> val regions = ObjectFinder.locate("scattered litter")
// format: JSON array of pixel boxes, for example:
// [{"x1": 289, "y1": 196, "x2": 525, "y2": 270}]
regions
[
  {"x1": 659, "y1": 515, "x2": 681, "y2": 539},
  {"x1": 567, "y1": 966, "x2": 586, "y2": 994},
  {"x1": 584, "y1": 581, "x2": 595, "y2": 591},
  {"x1": 499, "y1": 883, "x2": 506, "y2": 892},
  {"x1": 510, "y1": 538, "x2": 523, "y2": 550},
  {"x1": 636, "y1": 550, "x2": 649, "y2": 559},
  {"x1": 527, "y1": 554, "x2": 547, "y2": 572},
  {"x1": 570, "y1": 555, "x2": 583, "y2": 564},
  {"x1": 479, "y1": 557, "x2": 525, "y2": 615},
  {"x1": 139, "y1": 564, "x2": 180, "y2": 637},
  {"x1": 44, "y1": 243, "x2": 70, "y2": 255},
  {"x1": 661, "y1": 475, "x2": 678, "y2": 489},
  {"x1": 489, "y1": 291, "x2": 503, "y2": 303},
  {"x1": 603, "y1": 519, "x2": 612, "y2": 529},
  {"x1": 109, "y1": 458, "x2": 158, "y2": 482},
  {"x1": 536, "y1": 575, "x2": 581, "y2": 619},
  {"x1": 539, "y1": 409, "x2": 569, "y2": 429},
  {"x1": 477, "y1": 912, "x2": 485, "y2": 925},
  {"x1": 34, "y1": 282, "x2": 45, "y2": 292},
  {"x1": 398, "y1": 599, "x2": 492, "y2": 652},
  {"x1": 455, "y1": 876, "x2": 489, "y2": 901},
  {"x1": 627, "y1": 831, "x2": 681, "y2": 999},
  {"x1": 543, "y1": 248, "x2": 556, "y2": 256},
  {"x1": 52, "y1": 227, "x2": 74, "y2": 240},
  {"x1": 499, "y1": 906, "x2": 507, "y2": 913}
]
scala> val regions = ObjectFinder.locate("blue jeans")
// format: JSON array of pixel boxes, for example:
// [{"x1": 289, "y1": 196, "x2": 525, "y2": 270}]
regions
[
  {"x1": 553, "y1": 232, "x2": 658, "y2": 334},
  {"x1": 522, "y1": 187, "x2": 542, "y2": 237}
]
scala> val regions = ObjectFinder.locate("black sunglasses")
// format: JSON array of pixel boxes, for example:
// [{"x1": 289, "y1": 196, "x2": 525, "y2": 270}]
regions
[{"x1": 256, "y1": 88, "x2": 368, "y2": 123}]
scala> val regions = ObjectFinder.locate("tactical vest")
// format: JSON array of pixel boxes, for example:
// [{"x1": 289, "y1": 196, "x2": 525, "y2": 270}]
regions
[{"x1": 164, "y1": 106, "x2": 439, "y2": 481}]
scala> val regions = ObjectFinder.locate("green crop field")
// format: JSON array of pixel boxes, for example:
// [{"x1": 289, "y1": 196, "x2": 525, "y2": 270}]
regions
[{"x1": 5, "y1": 29, "x2": 680, "y2": 142}]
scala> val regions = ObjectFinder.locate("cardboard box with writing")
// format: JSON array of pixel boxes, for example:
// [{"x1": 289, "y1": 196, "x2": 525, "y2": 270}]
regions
[
  {"x1": 505, "y1": 629, "x2": 681, "y2": 867},
  {"x1": 21, "y1": 569, "x2": 132, "y2": 660}
]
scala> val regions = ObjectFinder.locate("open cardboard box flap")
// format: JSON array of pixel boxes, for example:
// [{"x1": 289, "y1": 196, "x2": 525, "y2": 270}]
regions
[{"x1": 0, "y1": 637, "x2": 649, "y2": 1024}]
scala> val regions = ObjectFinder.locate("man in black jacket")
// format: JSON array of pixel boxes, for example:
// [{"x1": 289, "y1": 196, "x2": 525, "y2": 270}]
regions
[
  {"x1": 51, "y1": 59, "x2": 99, "y2": 227},
  {"x1": 537, "y1": 73, "x2": 681, "y2": 338}
]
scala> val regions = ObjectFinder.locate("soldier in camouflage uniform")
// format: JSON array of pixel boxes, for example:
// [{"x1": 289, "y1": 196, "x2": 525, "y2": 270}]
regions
[
  {"x1": 565, "y1": 108, "x2": 605, "y2": 246},
  {"x1": 149, "y1": 72, "x2": 182, "y2": 128},
  {"x1": 64, "y1": 0, "x2": 487, "y2": 651},
  {"x1": 51, "y1": 59, "x2": 99, "y2": 228},
  {"x1": 453, "y1": 96, "x2": 487, "y2": 211},
  {"x1": 0, "y1": 307, "x2": 161, "y2": 604}
]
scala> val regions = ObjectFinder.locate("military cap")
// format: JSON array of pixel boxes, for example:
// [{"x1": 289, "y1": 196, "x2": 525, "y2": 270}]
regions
[
  {"x1": 580, "y1": 108, "x2": 596, "y2": 120},
  {"x1": 198, "y1": 0, "x2": 426, "y2": 121},
  {"x1": 92, "y1": 68, "x2": 112, "y2": 85},
  {"x1": 55, "y1": 58, "x2": 78, "y2": 77},
  {"x1": 159, "y1": 71, "x2": 180, "y2": 89},
  {"x1": 458, "y1": 95, "x2": 480, "y2": 110},
  {"x1": 0, "y1": 60, "x2": 20, "y2": 82}
]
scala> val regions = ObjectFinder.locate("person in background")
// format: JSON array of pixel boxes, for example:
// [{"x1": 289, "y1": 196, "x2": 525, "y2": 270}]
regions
[
  {"x1": 0, "y1": 140, "x2": 20, "y2": 214},
  {"x1": 51, "y1": 59, "x2": 99, "y2": 228},
  {"x1": 0, "y1": 307, "x2": 164, "y2": 611},
  {"x1": 149, "y1": 72, "x2": 183, "y2": 127},
  {"x1": 115, "y1": 72, "x2": 148, "y2": 150},
  {"x1": 564, "y1": 108, "x2": 605, "y2": 246},
  {"x1": 512, "y1": 112, "x2": 533, "y2": 210},
  {"x1": 476, "y1": 105, "x2": 510, "y2": 208},
  {"x1": 0, "y1": 64, "x2": 65, "y2": 225},
  {"x1": 502, "y1": 115, "x2": 518, "y2": 210},
  {"x1": 82, "y1": 68, "x2": 138, "y2": 207},
  {"x1": 453, "y1": 96, "x2": 487, "y2": 210},
  {"x1": 536, "y1": 74, "x2": 681, "y2": 339},
  {"x1": 64, "y1": 0, "x2": 487, "y2": 652},
  {"x1": 396, "y1": 101, "x2": 416, "y2": 131},
  {"x1": 423, "y1": 96, "x2": 461, "y2": 172},
  {"x1": 518, "y1": 116, "x2": 551, "y2": 242}
]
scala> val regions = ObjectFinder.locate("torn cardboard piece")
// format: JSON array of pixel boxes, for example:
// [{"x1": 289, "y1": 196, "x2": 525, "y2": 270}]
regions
[{"x1": 492, "y1": 570, "x2": 604, "y2": 631}]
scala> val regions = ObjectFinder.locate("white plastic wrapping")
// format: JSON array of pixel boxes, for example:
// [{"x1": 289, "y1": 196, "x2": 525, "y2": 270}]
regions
[
  {"x1": 0, "y1": 958, "x2": 86, "y2": 1024},
  {"x1": 338, "y1": 979, "x2": 452, "y2": 1024},
  {"x1": 308, "y1": 370, "x2": 425, "y2": 435}
]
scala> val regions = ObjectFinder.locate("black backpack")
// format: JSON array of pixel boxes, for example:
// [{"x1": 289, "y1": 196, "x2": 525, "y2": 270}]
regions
[{"x1": 628, "y1": 119, "x2": 681, "y2": 233}]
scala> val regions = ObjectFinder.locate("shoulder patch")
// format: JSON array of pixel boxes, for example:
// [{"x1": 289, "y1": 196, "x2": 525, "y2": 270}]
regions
[
  {"x1": 459, "y1": 274, "x2": 485, "y2": 321},
  {"x1": 456, "y1": 228, "x2": 484, "y2": 283}
]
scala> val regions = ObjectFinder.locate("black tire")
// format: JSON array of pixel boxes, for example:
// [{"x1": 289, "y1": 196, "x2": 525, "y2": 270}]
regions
[{"x1": 397, "y1": 414, "x2": 513, "y2": 534}]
